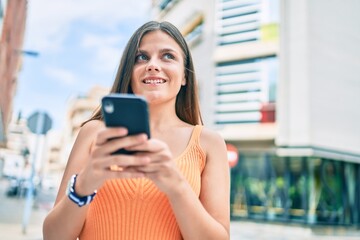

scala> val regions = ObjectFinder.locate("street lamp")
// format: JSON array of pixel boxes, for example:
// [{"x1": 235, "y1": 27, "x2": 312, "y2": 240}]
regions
[{"x1": 14, "y1": 49, "x2": 40, "y2": 57}]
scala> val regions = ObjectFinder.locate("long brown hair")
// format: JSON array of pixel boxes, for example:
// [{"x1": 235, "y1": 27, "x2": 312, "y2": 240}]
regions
[{"x1": 83, "y1": 21, "x2": 202, "y2": 126}]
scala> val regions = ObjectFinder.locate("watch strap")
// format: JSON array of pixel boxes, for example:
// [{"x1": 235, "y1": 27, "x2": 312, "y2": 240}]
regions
[{"x1": 66, "y1": 174, "x2": 97, "y2": 207}]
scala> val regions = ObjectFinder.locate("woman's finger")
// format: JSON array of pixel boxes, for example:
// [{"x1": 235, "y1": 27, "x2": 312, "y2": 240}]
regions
[
  {"x1": 95, "y1": 133, "x2": 148, "y2": 156},
  {"x1": 106, "y1": 166, "x2": 146, "y2": 179},
  {"x1": 126, "y1": 138, "x2": 166, "y2": 153},
  {"x1": 95, "y1": 127, "x2": 128, "y2": 146},
  {"x1": 104, "y1": 154, "x2": 150, "y2": 169}
]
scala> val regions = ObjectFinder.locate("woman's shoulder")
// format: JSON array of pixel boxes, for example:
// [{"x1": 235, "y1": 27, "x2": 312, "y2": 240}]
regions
[
  {"x1": 199, "y1": 126, "x2": 226, "y2": 153},
  {"x1": 69, "y1": 120, "x2": 104, "y2": 154},
  {"x1": 76, "y1": 120, "x2": 104, "y2": 141},
  {"x1": 81, "y1": 119, "x2": 104, "y2": 131}
]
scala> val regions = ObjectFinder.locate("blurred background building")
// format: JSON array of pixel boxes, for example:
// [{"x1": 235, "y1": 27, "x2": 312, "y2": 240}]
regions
[
  {"x1": 38, "y1": 85, "x2": 109, "y2": 191},
  {"x1": 152, "y1": 0, "x2": 360, "y2": 226},
  {"x1": 0, "y1": 0, "x2": 27, "y2": 147},
  {"x1": 57, "y1": 85, "x2": 108, "y2": 170}
]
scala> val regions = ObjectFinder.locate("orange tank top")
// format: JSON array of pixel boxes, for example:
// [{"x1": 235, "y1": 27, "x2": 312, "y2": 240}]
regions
[{"x1": 79, "y1": 125, "x2": 206, "y2": 240}]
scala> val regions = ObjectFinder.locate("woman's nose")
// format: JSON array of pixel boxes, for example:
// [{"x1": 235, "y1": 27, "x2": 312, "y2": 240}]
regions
[{"x1": 145, "y1": 59, "x2": 161, "y2": 72}]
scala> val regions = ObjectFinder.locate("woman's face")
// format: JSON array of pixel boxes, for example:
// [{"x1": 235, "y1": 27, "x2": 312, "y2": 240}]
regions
[{"x1": 131, "y1": 30, "x2": 186, "y2": 104}]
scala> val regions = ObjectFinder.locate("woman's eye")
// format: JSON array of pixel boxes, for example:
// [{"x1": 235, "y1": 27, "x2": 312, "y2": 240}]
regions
[
  {"x1": 163, "y1": 53, "x2": 175, "y2": 60},
  {"x1": 135, "y1": 54, "x2": 148, "y2": 62}
]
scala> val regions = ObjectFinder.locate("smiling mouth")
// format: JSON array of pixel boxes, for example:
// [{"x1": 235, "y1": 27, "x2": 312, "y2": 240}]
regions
[{"x1": 143, "y1": 79, "x2": 166, "y2": 84}]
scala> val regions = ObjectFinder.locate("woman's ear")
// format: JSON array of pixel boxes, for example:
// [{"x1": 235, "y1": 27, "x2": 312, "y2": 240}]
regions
[
  {"x1": 181, "y1": 79, "x2": 186, "y2": 86},
  {"x1": 182, "y1": 74, "x2": 186, "y2": 86}
]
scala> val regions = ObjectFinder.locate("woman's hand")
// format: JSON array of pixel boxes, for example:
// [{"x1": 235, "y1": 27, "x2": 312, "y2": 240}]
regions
[
  {"x1": 74, "y1": 126, "x2": 151, "y2": 196},
  {"x1": 127, "y1": 138, "x2": 183, "y2": 194}
]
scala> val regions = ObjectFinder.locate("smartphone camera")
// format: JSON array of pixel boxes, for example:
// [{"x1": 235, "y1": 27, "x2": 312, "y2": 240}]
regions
[{"x1": 103, "y1": 100, "x2": 114, "y2": 114}]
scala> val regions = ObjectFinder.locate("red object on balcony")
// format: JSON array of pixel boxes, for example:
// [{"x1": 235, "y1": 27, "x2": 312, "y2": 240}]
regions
[
  {"x1": 226, "y1": 143, "x2": 239, "y2": 168},
  {"x1": 260, "y1": 102, "x2": 276, "y2": 123}
]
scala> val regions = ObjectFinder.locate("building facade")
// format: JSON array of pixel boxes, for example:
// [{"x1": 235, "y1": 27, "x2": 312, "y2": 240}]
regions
[
  {"x1": 152, "y1": 0, "x2": 360, "y2": 226},
  {"x1": 0, "y1": 0, "x2": 27, "y2": 147},
  {"x1": 58, "y1": 85, "x2": 108, "y2": 168},
  {"x1": 0, "y1": 115, "x2": 29, "y2": 179}
]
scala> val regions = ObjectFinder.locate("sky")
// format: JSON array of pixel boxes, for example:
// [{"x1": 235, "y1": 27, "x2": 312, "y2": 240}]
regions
[{"x1": 15, "y1": 0, "x2": 151, "y2": 131}]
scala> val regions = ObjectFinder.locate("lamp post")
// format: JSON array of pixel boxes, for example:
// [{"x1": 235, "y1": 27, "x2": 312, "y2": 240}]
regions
[
  {"x1": 14, "y1": 49, "x2": 40, "y2": 57},
  {"x1": 13, "y1": 49, "x2": 41, "y2": 235}
]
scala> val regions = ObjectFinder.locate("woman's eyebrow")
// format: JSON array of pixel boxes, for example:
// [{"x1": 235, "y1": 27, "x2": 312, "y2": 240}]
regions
[
  {"x1": 137, "y1": 48, "x2": 179, "y2": 54},
  {"x1": 159, "y1": 48, "x2": 178, "y2": 53},
  {"x1": 136, "y1": 49, "x2": 148, "y2": 54}
]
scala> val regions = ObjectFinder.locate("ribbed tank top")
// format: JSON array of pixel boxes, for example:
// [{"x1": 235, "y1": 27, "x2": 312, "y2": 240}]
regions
[{"x1": 79, "y1": 125, "x2": 206, "y2": 240}]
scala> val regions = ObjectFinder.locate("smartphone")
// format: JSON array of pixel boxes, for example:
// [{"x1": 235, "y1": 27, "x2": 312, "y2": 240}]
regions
[{"x1": 101, "y1": 93, "x2": 150, "y2": 154}]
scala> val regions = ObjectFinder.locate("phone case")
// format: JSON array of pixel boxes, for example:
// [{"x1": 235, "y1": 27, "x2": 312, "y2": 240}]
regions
[{"x1": 101, "y1": 94, "x2": 150, "y2": 154}]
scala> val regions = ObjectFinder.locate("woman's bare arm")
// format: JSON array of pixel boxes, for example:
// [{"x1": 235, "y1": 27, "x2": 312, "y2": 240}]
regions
[
  {"x1": 43, "y1": 121, "x2": 100, "y2": 240},
  {"x1": 168, "y1": 128, "x2": 230, "y2": 240},
  {"x1": 43, "y1": 120, "x2": 150, "y2": 240}
]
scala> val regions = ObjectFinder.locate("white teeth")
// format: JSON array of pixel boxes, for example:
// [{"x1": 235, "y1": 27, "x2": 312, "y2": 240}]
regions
[{"x1": 143, "y1": 79, "x2": 165, "y2": 84}]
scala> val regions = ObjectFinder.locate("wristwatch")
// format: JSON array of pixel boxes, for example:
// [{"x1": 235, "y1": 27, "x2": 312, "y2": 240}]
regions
[{"x1": 66, "y1": 174, "x2": 97, "y2": 207}]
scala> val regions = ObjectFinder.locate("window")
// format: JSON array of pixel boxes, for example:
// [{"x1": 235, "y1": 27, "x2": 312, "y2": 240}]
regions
[
  {"x1": 216, "y1": 0, "x2": 279, "y2": 45},
  {"x1": 183, "y1": 14, "x2": 204, "y2": 46},
  {"x1": 214, "y1": 56, "x2": 278, "y2": 124},
  {"x1": 157, "y1": 0, "x2": 176, "y2": 11}
]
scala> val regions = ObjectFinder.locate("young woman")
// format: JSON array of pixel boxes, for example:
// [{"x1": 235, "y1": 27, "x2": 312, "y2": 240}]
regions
[{"x1": 43, "y1": 21, "x2": 230, "y2": 240}]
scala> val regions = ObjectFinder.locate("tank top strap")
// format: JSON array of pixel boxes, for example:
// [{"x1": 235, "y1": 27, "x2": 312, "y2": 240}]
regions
[
  {"x1": 190, "y1": 124, "x2": 203, "y2": 144},
  {"x1": 190, "y1": 124, "x2": 206, "y2": 170}
]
